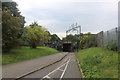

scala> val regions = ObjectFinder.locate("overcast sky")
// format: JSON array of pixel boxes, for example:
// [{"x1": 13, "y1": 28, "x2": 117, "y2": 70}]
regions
[{"x1": 12, "y1": 0, "x2": 119, "y2": 39}]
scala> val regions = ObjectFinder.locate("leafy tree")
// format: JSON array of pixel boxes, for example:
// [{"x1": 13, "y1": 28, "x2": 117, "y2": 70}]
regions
[
  {"x1": 2, "y1": 2, "x2": 25, "y2": 52},
  {"x1": 22, "y1": 26, "x2": 51, "y2": 48},
  {"x1": 50, "y1": 34, "x2": 60, "y2": 41},
  {"x1": 29, "y1": 21, "x2": 39, "y2": 28},
  {"x1": 62, "y1": 34, "x2": 79, "y2": 41},
  {"x1": 80, "y1": 32, "x2": 97, "y2": 49}
]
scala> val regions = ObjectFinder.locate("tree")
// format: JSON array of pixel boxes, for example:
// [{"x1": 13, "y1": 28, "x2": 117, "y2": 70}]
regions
[
  {"x1": 62, "y1": 34, "x2": 79, "y2": 41},
  {"x1": 80, "y1": 32, "x2": 97, "y2": 49},
  {"x1": 2, "y1": 2, "x2": 25, "y2": 52},
  {"x1": 22, "y1": 25, "x2": 51, "y2": 48},
  {"x1": 29, "y1": 21, "x2": 39, "y2": 28},
  {"x1": 50, "y1": 34, "x2": 60, "y2": 41}
]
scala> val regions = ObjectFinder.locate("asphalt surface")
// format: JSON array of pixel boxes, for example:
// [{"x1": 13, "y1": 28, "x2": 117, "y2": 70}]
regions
[
  {"x1": 2, "y1": 52, "x2": 68, "y2": 78},
  {"x1": 21, "y1": 53, "x2": 82, "y2": 79}
]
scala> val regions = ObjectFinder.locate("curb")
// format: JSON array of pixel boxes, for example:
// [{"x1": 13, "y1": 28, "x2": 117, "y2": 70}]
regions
[
  {"x1": 15, "y1": 52, "x2": 68, "y2": 80},
  {"x1": 74, "y1": 53, "x2": 85, "y2": 78}
]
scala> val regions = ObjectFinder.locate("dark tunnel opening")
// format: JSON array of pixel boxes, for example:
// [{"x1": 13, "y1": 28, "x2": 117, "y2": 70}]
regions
[{"x1": 63, "y1": 43, "x2": 72, "y2": 52}]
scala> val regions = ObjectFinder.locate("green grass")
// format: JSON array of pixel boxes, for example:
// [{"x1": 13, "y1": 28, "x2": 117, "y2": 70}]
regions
[
  {"x1": 76, "y1": 47, "x2": 119, "y2": 78},
  {"x1": 2, "y1": 46, "x2": 59, "y2": 65}
]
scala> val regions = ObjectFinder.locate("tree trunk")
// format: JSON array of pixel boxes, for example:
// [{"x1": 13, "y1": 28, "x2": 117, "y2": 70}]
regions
[{"x1": 31, "y1": 43, "x2": 37, "y2": 48}]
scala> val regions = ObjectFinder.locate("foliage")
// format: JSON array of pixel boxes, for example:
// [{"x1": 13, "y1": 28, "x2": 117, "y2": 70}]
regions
[
  {"x1": 76, "y1": 47, "x2": 118, "y2": 78},
  {"x1": 2, "y1": 46, "x2": 59, "y2": 65},
  {"x1": 50, "y1": 34, "x2": 60, "y2": 41},
  {"x1": 22, "y1": 26, "x2": 51, "y2": 48},
  {"x1": 106, "y1": 40, "x2": 117, "y2": 51},
  {"x1": 80, "y1": 32, "x2": 97, "y2": 49},
  {"x1": 29, "y1": 21, "x2": 39, "y2": 28},
  {"x1": 62, "y1": 34, "x2": 79, "y2": 41},
  {"x1": 2, "y1": 2, "x2": 25, "y2": 52}
]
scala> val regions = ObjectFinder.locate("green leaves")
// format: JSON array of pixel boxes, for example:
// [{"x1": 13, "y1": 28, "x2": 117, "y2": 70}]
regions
[
  {"x1": 50, "y1": 34, "x2": 60, "y2": 41},
  {"x1": 22, "y1": 26, "x2": 51, "y2": 48},
  {"x1": 2, "y1": 2, "x2": 25, "y2": 52},
  {"x1": 80, "y1": 32, "x2": 97, "y2": 49},
  {"x1": 62, "y1": 34, "x2": 79, "y2": 41}
]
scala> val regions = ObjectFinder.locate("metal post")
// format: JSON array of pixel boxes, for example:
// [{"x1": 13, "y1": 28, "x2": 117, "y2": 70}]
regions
[
  {"x1": 79, "y1": 25, "x2": 81, "y2": 34},
  {"x1": 66, "y1": 31, "x2": 67, "y2": 37}
]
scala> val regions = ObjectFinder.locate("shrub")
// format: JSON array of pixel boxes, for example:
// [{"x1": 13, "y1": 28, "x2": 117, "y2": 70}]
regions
[
  {"x1": 106, "y1": 40, "x2": 117, "y2": 51},
  {"x1": 80, "y1": 33, "x2": 97, "y2": 49}
]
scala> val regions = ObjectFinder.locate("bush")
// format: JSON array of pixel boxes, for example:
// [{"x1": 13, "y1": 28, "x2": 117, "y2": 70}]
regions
[
  {"x1": 106, "y1": 40, "x2": 117, "y2": 51},
  {"x1": 80, "y1": 33, "x2": 97, "y2": 49}
]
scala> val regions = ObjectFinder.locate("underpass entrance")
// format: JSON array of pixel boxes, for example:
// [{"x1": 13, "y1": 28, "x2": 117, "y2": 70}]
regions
[
  {"x1": 63, "y1": 41, "x2": 72, "y2": 52},
  {"x1": 63, "y1": 43, "x2": 72, "y2": 52}
]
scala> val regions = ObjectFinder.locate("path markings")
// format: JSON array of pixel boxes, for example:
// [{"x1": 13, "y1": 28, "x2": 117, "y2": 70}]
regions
[
  {"x1": 41, "y1": 58, "x2": 71, "y2": 80},
  {"x1": 59, "y1": 59, "x2": 70, "y2": 80}
]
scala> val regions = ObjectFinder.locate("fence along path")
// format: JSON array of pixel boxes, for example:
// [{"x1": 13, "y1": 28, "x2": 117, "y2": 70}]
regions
[{"x1": 96, "y1": 27, "x2": 120, "y2": 50}]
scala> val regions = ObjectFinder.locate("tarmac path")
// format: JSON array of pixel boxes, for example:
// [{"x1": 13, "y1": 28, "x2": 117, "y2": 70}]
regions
[
  {"x1": 22, "y1": 53, "x2": 82, "y2": 79},
  {"x1": 2, "y1": 52, "x2": 68, "y2": 78},
  {"x1": 2, "y1": 52, "x2": 82, "y2": 79}
]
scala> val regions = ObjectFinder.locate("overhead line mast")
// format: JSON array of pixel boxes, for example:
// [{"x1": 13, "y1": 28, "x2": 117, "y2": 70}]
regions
[{"x1": 66, "y1": 23, "x2": 81, "y2": 37}]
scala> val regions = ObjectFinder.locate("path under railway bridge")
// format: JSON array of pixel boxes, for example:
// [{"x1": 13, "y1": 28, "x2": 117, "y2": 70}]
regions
[{"x1": 45, "y1": 40, "x2": 80, "y2": 52}]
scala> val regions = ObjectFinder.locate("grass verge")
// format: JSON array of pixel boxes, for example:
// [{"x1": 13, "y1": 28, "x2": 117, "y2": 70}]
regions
[
  {"x1": 76, "y1": 47, "x2": 119, "y2": 78},
  {"x1": 2, "y1": 46, "x2": 59, "y2": 65}
]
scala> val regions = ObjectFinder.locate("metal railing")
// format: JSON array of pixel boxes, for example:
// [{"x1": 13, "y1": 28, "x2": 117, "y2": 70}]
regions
[{"x1": 96, "y1": 27, "x2": 120, "y2": 50}]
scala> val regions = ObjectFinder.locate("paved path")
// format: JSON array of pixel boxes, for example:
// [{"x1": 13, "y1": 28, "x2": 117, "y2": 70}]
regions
[
  {"x1": 2, "y1": 52, "x2": 68, "y2": 78},
  {"x1": 22, "y1": 53, "x2": 82, "y2": 79}
]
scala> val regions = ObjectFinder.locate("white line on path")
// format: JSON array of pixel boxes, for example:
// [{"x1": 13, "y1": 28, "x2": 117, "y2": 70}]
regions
[
  {"x1": 59, "y1": 59, "x2": 70, "y2": 80},
  {"x1": 41, "y1": 58, "x2": 71, "y2": 80},
  {"x1": 58, "y1": 69, "x2": 64, "y2": 72}
]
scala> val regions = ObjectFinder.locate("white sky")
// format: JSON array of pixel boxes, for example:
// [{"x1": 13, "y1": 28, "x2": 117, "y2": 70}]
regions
[{"x1": 12, "y1": 0, "x2": 119, "y2": 39}]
